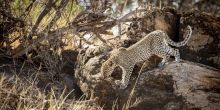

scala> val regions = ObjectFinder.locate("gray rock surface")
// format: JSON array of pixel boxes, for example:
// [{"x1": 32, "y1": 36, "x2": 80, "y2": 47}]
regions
[
  {"x1": 74, "y1": 8, "x2": 220, "y2": 110},
  {"x1": 126, "y1": 8, "x2": 220, "y2": 69},
  {"x1": 74, "y1": 45, "x2": 220, "y2": 110}
]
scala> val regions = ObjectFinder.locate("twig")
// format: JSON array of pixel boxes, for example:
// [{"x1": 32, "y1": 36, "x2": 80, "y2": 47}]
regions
[
  {"x1": 30, "y1": 0, "x2": 54, "y2": 34},
  {"x1": 12, "y1": 8, "x2": 148, "y2": 57},
  {"x1": 94, "y1": 32, "x2": 115, "y2": 47},
  {"x1": 13, "y1": 26, "x2": 77, "y2": 57},
  {"x1": 78, "y1": 32, "x2": 94, "y2": 45},
  {"x1": 23, "y1": 0, "x2": 36, "y2": 17},
  {"x1": 93, "y1": 32, "x2": 107, "y2": 44},
  {"x1": 117, "y1": 9, "x2": 147, "y2": 23},
  {"x1": 42, "y1": 0, "x2": 69, "y2": 32}
]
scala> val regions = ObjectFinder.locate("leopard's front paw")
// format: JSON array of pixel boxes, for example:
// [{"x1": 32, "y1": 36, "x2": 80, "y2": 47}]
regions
[
  {"x1": 119, "y1": 84, "x2": 127, "y2": 89},
  {"x1": 115, "y1": 80, "x2": 127, "y2": 89},
  {"x1": 115, "y1": 80, "x2": 121, "y2": 85},
  {"x1": 174, "y1": 57, "x2": 180, "y2": 63}
]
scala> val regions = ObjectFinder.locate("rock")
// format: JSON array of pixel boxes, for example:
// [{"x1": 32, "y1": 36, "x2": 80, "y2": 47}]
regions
[
  {"x1": 145, "y1": 1, "x2": 220, "y2": 17},
  {"x1": 74, "y1": 8, "x2": 220, "y2": 110},
  {"x1": 126, "y1": 8, "x2": 220, "y2": 69},
  {"x1": 75, "y1": 45, "x2": 111, "y2": 98},
  {"x1": 71, "y1": 98, "x2": 102, "y2": 110},
  {"x1": 131, "y1": 61, "x2": 220, "y2": 110},
  {"x1": 179, "y1": 10, "x2": 220, "y2": 69},
  {"x1": 127, "y1": 8, "x2": 179, "y2": 45},
  {"x1": 74, "y1": 45, "x2": 220, "y2": 110},
  {"x1": 179, "y1": 0, "x2": 220, "y2": 16},
  {"x1": 125, "y1": 8, "x2": 180, "y2": 67}
]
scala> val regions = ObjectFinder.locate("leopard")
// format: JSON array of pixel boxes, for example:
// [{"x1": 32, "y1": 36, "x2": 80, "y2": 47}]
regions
[{"x1": 101, "y1": 25, "x2": 192, "y2": 89}]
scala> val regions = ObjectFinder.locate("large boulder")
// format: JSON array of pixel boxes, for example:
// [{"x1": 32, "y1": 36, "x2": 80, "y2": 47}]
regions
[
  {"x1": 126, "y1": 8, "x2": 179, "y2": 45},
  {"x1": 126, "y1": 8, "x2": 220, "y2": 69},
  {"x1": 74, "y1": 45, "x2": 220, "y2": 110},
  {"x1": 179, "y1": 10, "x2": 220, "y2": 69},
  {"x1": 129, "y1": 61, "x2": 220, "y2": 110},
  {"x1": 74, "y1": 8, "x2": 220, "y2": 110}
]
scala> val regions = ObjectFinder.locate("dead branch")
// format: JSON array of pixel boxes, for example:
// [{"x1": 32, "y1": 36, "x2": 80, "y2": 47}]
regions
[
  {"x1": 43, "y1": 0, "x2": 69, "y2": 32},
  {"x1": 12, "y1": 8, "x2": 148, "y2": 57},
  {"x1": 117, "y1": 9, "x2": 147, "y2": 23},
  {"x1": 0, "y1": 10, "x2": 24, "y2": 25},
  {"x1": 30, "y1": 0, "x2": 54, "y2": 34},
  {"x1": 12, "y1": 26, "x2": 77, "y2": 57},
  {"x1": 23, "y1": 0, "x2": 36, "y2": 17},
  {"x1": 78, "y1": 32, "x2": 95, "y2": 46},
  {"x1": 93, "y1": 32, "x2": 107, "y2": 44}
]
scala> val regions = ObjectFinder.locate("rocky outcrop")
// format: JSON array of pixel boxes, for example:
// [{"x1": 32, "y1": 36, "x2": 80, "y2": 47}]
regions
[
  {"x1": 130, "y1": 61, "x2": 220, "y2": 110},
  {"x1": 74, "y1": 45, "x2": 220, "y2": 110},
  {"x1": 74, "y1": 8, "x2": 220, "y2": 110},
  {"x1": 126, "y1": 8, "x2": 180, "y2": 45},
  {"x1": 126, "y1": 8, "x2": 220, "y2": 69},
  {"x1": 180, "y1": 11, "x2": 220, "y2": 69}
]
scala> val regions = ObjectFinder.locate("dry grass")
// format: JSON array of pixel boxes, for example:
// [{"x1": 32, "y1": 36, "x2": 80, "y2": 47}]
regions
[
  {"x1": 0, "y1": 73, "x2": 46, "y2": 110},
  {"x1": 122, "y1": 61, "x2": 149, "y2": 110},
  {"x1": 0, "y1": 73, "x2": 102, "y2": 110}
]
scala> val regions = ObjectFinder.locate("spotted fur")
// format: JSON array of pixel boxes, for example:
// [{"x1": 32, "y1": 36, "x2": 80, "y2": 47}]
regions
[{"x1": 101, "y1": 25, "x2": 192, "y2": 89}]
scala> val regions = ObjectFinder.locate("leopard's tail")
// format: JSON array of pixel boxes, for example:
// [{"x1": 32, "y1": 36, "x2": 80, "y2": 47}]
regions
[{"x1": 165, "y1": 25, "x2": 192, "y2": 47}]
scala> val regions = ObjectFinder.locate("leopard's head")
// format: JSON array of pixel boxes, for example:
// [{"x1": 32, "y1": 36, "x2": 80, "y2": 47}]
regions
[
  {"x1": 101, "y1": 57, "x2": 117, "y2": 79},
  {"x1": 101, "y1": 48, "x2": 126, "y2": 79}
]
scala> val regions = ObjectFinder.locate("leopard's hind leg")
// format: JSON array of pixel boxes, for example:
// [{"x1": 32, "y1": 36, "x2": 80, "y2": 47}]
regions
[
  {"x1": 163, "y1": 45, "x2": 180, "y2": 62},
  {"x1": 157, "y1": 51, "x2": 170, "y2": 67},
  {"x1": 157, "y1": 45, "x2": 180, "y2": 66}
]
